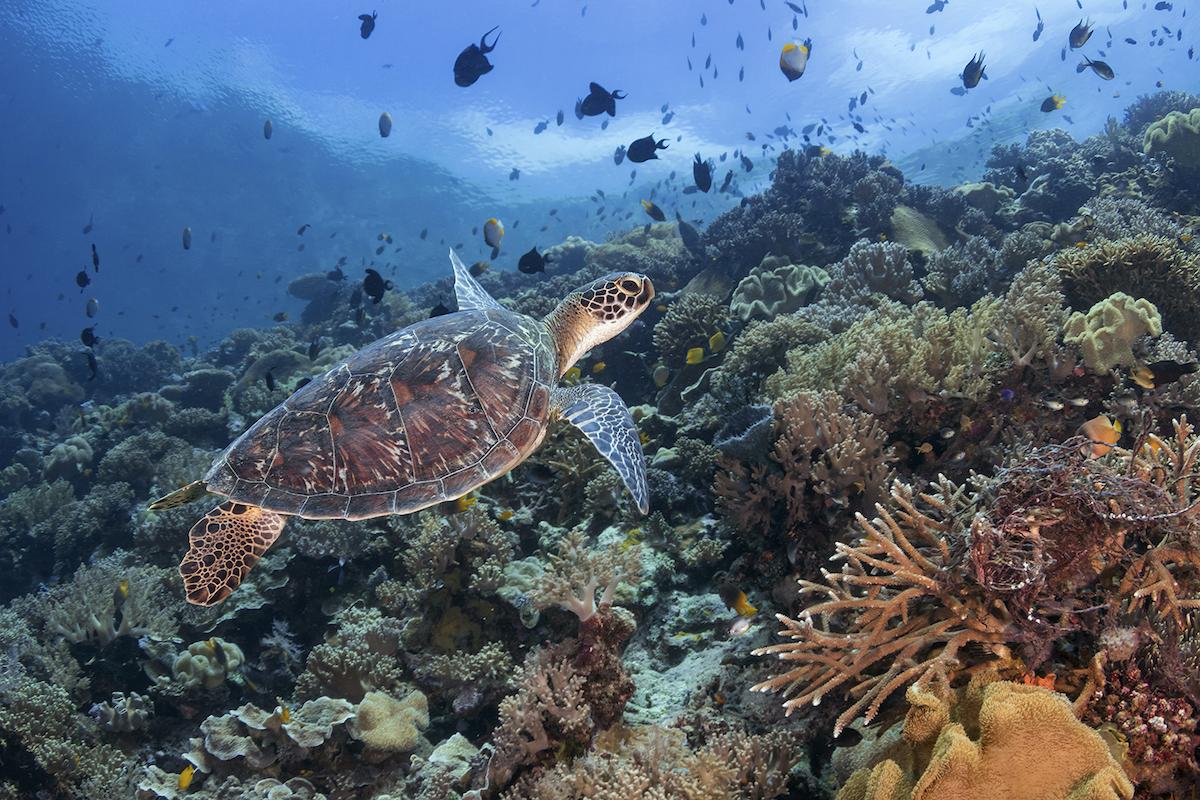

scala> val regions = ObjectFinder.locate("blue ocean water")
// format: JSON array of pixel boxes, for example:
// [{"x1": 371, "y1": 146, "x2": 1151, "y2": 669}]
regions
[{"x1": 2, "y1": 0, "x2": 1193, "y2": 359}]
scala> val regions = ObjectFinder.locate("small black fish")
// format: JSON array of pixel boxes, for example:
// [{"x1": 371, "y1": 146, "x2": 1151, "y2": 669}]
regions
[
  {"x1": 962, "y1": 52, "x2": 986, "y2": 88},
  {"x1": 469, "y1": 261, "x2": 489, "y2": 278},
  {"x1": 419, "y1": 228, "x2": 428, "y2": 240},
  {"x1": 294, "y1": 377, "x2": 312, "y2": 391},
  {"x1": 613, "y1": 145, "x2": 627, "y2": 165},
  {"x1": 82, "y1": 214, "x2": 94, "y2": 234},
  {"x1": 358, "y1": 11, "x2": 377, "y2": 39},
  {"x1": 578, "y1": 82, "x2": 627, "y2": 117},
  {"x1": 308, "y1": 337, "x2": 322, "y2": 360},
  {"x1": 1077, "y1": 56, "x2": 1114, "y2": 79},
  {"x1": 454, "y1": 26, "x2": 500, "y2": 87},
  {"x1": 326, "y1": 265, "x2": 345, "y2": 282},
  {"x1": 7, "y1": 313, "x2": 16, "y2": 329},
  {"x1": 1069, "y1": 19, "x2": 1093, "y2": 49},
  {"x1": 363, "y1": 268, "x2": 391, "y2": 303},
  {"x1": 430, "y1": 302, "x2": 452, "y2": 318},
  {"x1": 1015, "y1": 164, "x2": 1027, "y2": 182},
  {"x1": 80, "y1": 326, "x2": 99, "y2": 348},
  {"x1": 91, "y1": 243, "x2": 100, "y2": 272},
  {"x1": 693, "y1": 154, "x2": 713, "y2": 192},
  {"x1": 297, "y1": 223, "x2": 310, "y2": 236},
  {"x1": 265, "y1": 370, "x2": 276, "y2": 392},
  {"x1": 641, "y1": 199, "x2": 666, "y2": 222},
  {"x1": 75, "y1": 270, "x2": 91, "y2": 289},
  {"x1": 264, "y1": 119, "x2": 273, "y2": 139},
  {"x1": 1155, "y1": 1, "x2": 1172, "y2": 9},
  {"x1": 1040, "y1": 94, "x2": 1065, "y2": 112},
  {"x1": 85, "y1": 350, "x2": 97, "y2": 381},
  {"x1": 740, "y1": 155, "x2": 753, "y2": 172},
  {"x1": 627, "y1": 133, "x2": 668, "y2": 163},
  {"x1": 182, "y1": 226, "x2": 192, "y2": 250},
  {"x1": 678, "y1": 220, "x2": 703, "y2": 258},
  {"x1": 518, "y1": 246, "x2": 551, "y2": 274},
  {"x1": 510, "y1": 167, "x2": 520, "y2": 180},
  {"x1": 926, "y1": 0, "x2": 948, "y2": 12}
]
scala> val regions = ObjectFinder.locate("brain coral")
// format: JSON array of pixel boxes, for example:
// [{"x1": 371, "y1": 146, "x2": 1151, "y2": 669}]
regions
[
  {"x1": 730, "y1": 255, "x2": 830, "y2": 322},
  {"x1": 1064, "y1": 292, "x2": 1162, "y2": 373},
  {"x1": 1143, "y1": 107, "x2": 1200, "y2": 173}
]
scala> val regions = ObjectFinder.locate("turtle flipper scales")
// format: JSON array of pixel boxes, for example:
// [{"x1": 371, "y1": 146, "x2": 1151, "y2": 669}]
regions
[
  {"x1": 179, "y1": 502, "x2": 286, "y2": 606},
  {"x1": 552, "y1": 384, "x2": 649, "y2": 514},
  {"x1": 448, "y1": 248, "x2": 502, "y2": 312}
]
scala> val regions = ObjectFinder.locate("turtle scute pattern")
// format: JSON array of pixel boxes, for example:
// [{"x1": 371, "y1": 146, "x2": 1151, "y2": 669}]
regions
[
  {"x1": 179, "y1": 501, "x2": 286, "y2": 606},
  {"x1": 208, "y1": 309, "x2": 556, "y2": 520}
]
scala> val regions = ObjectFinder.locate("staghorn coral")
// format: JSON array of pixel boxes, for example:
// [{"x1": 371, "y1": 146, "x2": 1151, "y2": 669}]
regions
[
  {"x1": 836, "y1": 674, "x2": 1133, "y2": 800},
  {"x1": 751, "y1": 478, "x2": 1010, "y2": 735},
  {"x1": 1053, "y1": 234, "x2": 1200, "y2": 341},
  {"x1": 531, "y1": 529, "x2": 641, "y2": 622},
  {"x1": 1064, "y1": 292, "x2": 1161, "y2": 374},
  {"x1": 729, "y1": 255, "x2": 829, "y2": 323}
]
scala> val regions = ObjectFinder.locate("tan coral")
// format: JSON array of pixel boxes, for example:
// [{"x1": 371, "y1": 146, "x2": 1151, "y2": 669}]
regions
[{"x1": 837, "y1": 677, "x2": 1134, "y2": 800}]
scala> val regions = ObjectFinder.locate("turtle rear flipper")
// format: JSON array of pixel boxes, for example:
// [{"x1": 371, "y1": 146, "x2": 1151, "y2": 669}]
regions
[
  {"x1": 179, "y1": 502, "x2": 286, "y2": 606},
  {"x1": 148, "y1": 480, "x2": 209, "y2": 511}
]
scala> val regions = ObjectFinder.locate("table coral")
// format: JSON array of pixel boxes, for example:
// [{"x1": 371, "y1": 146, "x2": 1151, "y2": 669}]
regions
[{"x1": 1064, "y1": 292, "x2": 1162, "y2": 373}]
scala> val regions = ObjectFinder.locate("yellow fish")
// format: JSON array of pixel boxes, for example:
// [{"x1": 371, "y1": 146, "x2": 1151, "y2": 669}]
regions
[
  {"x1": 732, "y1": 590, "x2": 758, "y2": 618},
  {"x1": 178, "y1": 764, "x2": 196, "y2": 791},
  {"x1": 591, "y1": 361, "x2": 606, "y2": 374},
  {"x1": 454, "y1": 494, "x2": 477, "y2": 513},
  {"x1": 115, "y1": 579, "x2": 129, "y2": 600},
  {"x1": 708, "y1": 331, "x2": 726, "y2": 353},
  {"x1": 685, "y1": 347, "x2": 705, "y2": 365},
  {"x1": 563, "y1": 366, "x2": 582, "y2": 384},
  {"x1": 279, "y1": 705, "x2": 292, "y2": 724},
  {"x1": 497, "y1": 508, "x2": 514, "y2": 522}
]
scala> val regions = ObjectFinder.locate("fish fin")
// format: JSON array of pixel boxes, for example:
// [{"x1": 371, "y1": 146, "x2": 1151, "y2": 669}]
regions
[
  {"x1": 180, "y1": 502, "x2": 286, "y2": 606},
  {"x1": 449, "y1": 248, "x2": 502, "y2": 311},
  {"x1": 552, "y1": 384, "x2": 649, "y2": 513}
]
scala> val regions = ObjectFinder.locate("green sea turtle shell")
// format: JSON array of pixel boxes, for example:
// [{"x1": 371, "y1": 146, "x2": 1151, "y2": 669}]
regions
[{"x1": 204, "y1": 308, "x2": 556, "y2": 520}]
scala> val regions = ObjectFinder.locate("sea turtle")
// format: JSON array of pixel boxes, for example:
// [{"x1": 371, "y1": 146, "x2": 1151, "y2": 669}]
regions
[{"x1": 151, "y1": 250, "x2": 654, "y2": 606}]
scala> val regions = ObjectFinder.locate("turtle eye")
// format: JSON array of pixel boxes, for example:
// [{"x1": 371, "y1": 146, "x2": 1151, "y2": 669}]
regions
[{"x1": 619, "y1": 278, "x2": 640, "y2": 294}]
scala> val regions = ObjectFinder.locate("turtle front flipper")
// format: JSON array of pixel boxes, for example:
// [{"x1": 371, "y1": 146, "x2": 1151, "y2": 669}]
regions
[
  {"x1": 552, "y1": 384, "x2": 649, "y2": 514},
  {"x1": 148, "y1": 480, "x2": 210, "y2": 511},
  {"x1": 179, "y1": 502, "x2": 287, "y2": 606}
]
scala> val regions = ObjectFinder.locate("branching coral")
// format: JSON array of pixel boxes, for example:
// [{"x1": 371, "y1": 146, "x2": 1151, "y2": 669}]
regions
[
  {"x1": 531, "y1": 530, "x2": 641, "y2": 622},
  {"x1": 294, "y1": 606, "x2": 406, "y2": 702},
  {"x1": 751, "y1": 478, "x2": 1010, "y2": 735},
  {"x1": 715, "y1": 392, "x2": 896, "y2": 555}
]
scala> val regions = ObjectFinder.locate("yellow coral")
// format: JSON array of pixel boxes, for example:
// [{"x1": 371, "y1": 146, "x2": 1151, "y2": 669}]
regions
[{"x1": 1063, "y1": 292, "x2": 1161, "y2": 374}]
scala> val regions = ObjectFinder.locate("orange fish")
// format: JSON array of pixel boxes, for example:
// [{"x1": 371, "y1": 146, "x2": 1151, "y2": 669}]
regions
[{"x1": 1079, "y1": 414, "x2": 1121, "y2": 458}]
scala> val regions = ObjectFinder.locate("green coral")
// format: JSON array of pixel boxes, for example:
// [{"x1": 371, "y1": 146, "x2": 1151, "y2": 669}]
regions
[
  {"x1": 1143, "y1": 107, "x2": 1200, "y2": 173},
  {"x1": 730, "y1": 255, "x2": 830, "y2": 322},
  {"x1": 1064, "y1": 292, "x2": 1162, "y2": 373}
]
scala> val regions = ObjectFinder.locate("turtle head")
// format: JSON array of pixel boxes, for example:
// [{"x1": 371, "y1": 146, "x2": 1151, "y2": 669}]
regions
[{"x1": 546, "y1": 272, "x2": 654, "y2": 377}]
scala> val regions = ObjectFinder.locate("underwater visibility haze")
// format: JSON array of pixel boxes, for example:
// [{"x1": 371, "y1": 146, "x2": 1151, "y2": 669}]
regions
[{"x1": 2, "y1": 0, "x2": 1200, "y2": 797}]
